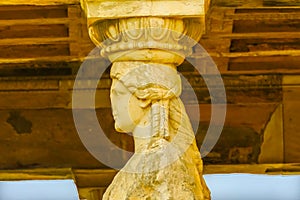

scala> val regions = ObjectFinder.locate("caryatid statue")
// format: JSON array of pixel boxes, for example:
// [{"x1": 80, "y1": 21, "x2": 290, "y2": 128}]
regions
[{"x1": 80, "y1": 0, "x2": 211, "y2": 199}]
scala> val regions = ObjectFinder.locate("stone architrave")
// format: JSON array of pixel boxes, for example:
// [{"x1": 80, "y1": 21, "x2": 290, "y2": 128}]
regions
[{"x1": 80, "y1": 1, "x2": 211, "y2": 199}]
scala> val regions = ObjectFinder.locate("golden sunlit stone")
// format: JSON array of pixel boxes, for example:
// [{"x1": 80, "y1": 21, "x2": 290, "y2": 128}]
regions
[{"x1": 81, "y1": 0, "x2": 211, "y2": 199}]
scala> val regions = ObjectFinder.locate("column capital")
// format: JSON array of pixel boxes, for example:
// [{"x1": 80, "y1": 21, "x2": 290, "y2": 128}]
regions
[{"x1": 81, "y1": 0, "x2": 209, "y2": 64}]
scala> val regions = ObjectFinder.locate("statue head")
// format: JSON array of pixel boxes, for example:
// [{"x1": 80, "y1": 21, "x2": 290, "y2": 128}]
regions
[
  {"x1": 110, "y1": 78, "x2": 148, "y2": 133},
  {"x1": 110, "y1": 61, "x2": 182, "y2": 140}
]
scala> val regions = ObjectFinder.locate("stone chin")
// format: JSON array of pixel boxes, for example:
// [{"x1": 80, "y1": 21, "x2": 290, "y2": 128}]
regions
[
  {"x1": 114, "y1": 121, "x2": 132, "y2": 133},
  {"x1": 113, "y1": 120, "x2": 122, "y2": 132}
]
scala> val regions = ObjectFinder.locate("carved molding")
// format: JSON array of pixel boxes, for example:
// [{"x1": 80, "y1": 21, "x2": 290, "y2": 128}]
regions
[{"x1": 88, "y1": 17, "x2": 204, "y2": 64}]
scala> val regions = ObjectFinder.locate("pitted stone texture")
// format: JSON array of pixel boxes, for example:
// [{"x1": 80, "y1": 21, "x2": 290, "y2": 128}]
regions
[{"x1": 103, "y1": 140, "x2": 210, "y2": 200}]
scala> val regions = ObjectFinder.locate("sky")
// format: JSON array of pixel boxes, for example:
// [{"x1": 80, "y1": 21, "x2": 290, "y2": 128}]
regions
[
  {"x1": 0, "y1": 180, "x2": 79, "y2": 200},
  {"x1": 0, "y1": 174, "x2": 299, "y2": 200},
  {"x1": 204, "y1": 174, "x2": 300, "y2": 200}
]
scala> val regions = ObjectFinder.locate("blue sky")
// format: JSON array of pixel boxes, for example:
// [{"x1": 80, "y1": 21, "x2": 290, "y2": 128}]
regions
[
  {"x1": 205, "y1": 174, "x2": 300, "y2": 200},
  {"x1": 0, "y1": 174, "x2": 299, "y2": 200},
  {"x1": 0, "y1": 180, "x2": 79, "y2": 200}
]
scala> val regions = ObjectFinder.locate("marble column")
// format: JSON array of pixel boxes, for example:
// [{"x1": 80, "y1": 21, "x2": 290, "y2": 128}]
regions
[{"x1": 80, "y1": 1, "x2": 210, "y2": 199}]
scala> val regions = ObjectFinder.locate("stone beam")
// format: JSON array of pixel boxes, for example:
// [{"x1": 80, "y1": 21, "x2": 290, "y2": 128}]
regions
[
  {"x1": 81, "y1": 0, "x2": 209, "y2": 25},
  {"x1": 0, "y1": 165, "x2": 300, "y2": 200}
]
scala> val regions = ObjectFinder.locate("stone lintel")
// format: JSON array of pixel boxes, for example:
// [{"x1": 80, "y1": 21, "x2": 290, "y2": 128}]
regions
[{"x1": 81, "y1": 0, "x2": 208, "y2": 24}]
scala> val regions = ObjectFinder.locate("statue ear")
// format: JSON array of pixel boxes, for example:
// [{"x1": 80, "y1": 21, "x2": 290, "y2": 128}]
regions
[{"x1": 139, "y1": 99, "x2": 151, "y2": 108}]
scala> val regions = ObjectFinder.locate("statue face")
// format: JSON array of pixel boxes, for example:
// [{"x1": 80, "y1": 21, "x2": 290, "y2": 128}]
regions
[{"x1": 110, "y1": 79, "x2": 145, "y2": 133}]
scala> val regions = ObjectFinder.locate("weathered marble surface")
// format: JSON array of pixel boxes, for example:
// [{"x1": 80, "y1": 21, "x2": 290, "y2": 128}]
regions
[{"x1": 81, "y1": 0, "x2": 211, "y2": 199}]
